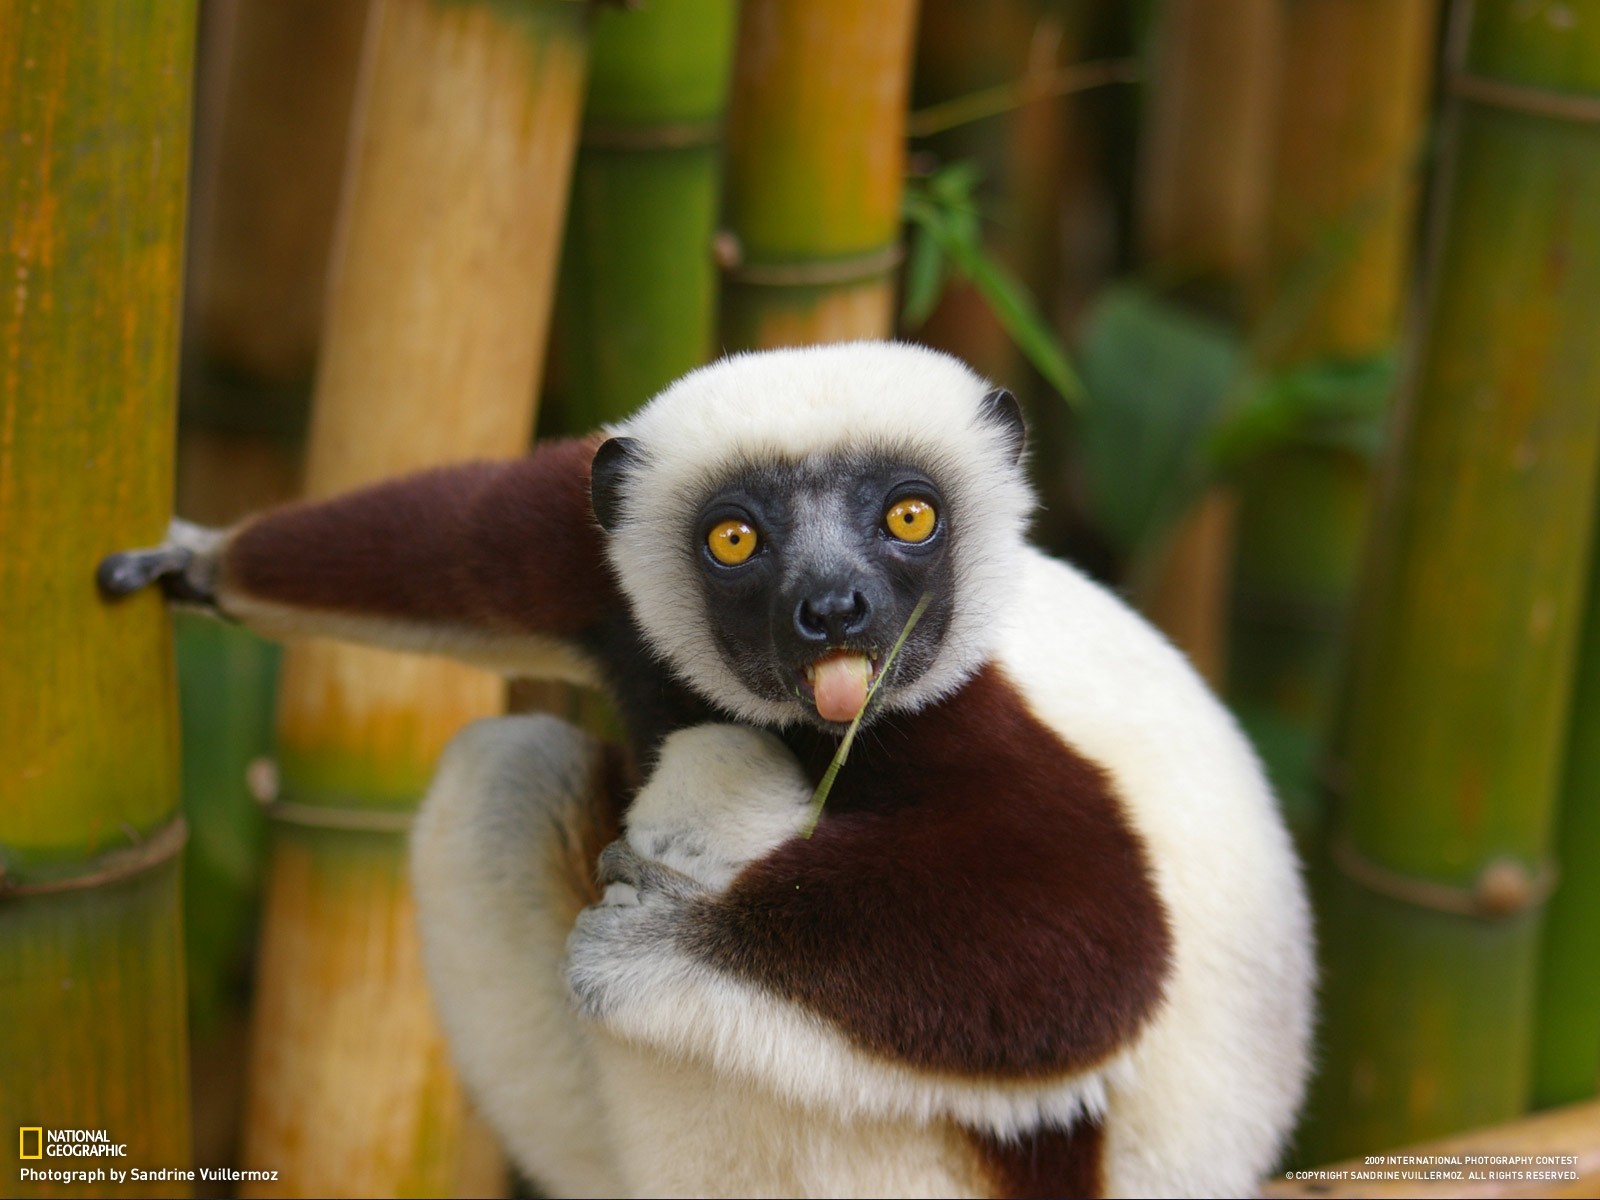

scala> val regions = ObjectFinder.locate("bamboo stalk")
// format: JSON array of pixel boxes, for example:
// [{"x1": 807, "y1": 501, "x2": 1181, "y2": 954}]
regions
[
  {"x1": 187, "y1": 0, "x2": 368, "y2": 396},
  {"x1": 0, "y1": 2, "x2": 197, "y2": 1195},
  {"x1": 1531, "y1": 438, "x2": 1600, "y2": 1111},
  {"x1": 240, "y1": 2, "x2": 588, "y2": 1194},
  {"x1": 720, "y1": 0, "x2": 921, "y2": 349},
  {"x1": 1136, "y1": 0, "x2": 1278, "y2": 307},
  {"x1": 1309, "y1": 0, "x2": 1600, "y2": 1160},
  {"x1": 1131, "y1": 0, "x2": 1280, "y2": 686},
  {"x1": 1523, "y1": 611, "x2": 1600, "y2": 1107},
  {"x1": 553, "y1": 0, "x2": 739, "y2": 428},
  {"x1": 1228, "y1": 0, "x2": 1440, "y2": 809},
  {"x1": 177, "y1": 2, "x2": 367, "y2": 1168},
  {"x1": 1136, "y1": 491, "x2": 1240, "y2": 685}
]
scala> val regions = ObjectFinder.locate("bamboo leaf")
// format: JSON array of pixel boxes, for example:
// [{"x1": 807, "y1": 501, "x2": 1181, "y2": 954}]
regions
[
  {"x1": 902, "y1": 160, "x2": 1085, "y2": 404},
  {"x1": 800, "y1": 593, "x2": 932, "y2": 838},
  {"x1": 947, "y1": 237, "x2": 1085, "y2": 404},
  {"x1": 1208, "y1": 354, "x2": 1396, "y2": 471},
  {"x1": 1073, "y1": 284, "x2": 1240, "y2": 553},
  {"x1": 900, "y1": 215, "x2": 950, "y2": 328}
]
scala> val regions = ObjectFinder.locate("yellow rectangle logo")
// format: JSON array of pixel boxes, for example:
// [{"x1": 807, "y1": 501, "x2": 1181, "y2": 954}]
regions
[{"x1": 19, "y1": 1127, "x2": 42, "y2": 1159}]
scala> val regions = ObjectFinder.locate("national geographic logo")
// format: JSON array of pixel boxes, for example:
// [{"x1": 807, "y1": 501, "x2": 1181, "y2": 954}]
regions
[{"x1": 16, "y1": 1128, "x2": 127, "y2": 1158}]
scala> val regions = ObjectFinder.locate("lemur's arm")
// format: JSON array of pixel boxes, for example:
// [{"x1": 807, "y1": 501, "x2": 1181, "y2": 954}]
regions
[
  {"x1": 567, "y1": 670, "x2": 1176, "y2": 1138},
  {"x1": 99, "y1": 437, "x2": 615, "y2": 684}
]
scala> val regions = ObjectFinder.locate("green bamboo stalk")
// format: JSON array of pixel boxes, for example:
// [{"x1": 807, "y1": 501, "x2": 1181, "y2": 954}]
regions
[
  {"x1": 720, "y1": 0, "x2": 921, "y2": 349},
  {"x1": 1228, "y1": 0, "x2": 1440, "y2": 822},
  {"x1": 552, "y1": 0, "x2": 738, "y2": 429},
  {"x1": 1309, "y1": 0, "x2": 1600, "y2": 1160},
  {"x1": 0, "y1": 2, "x2": 197, "y2": 1195},
  {"x1": 1532, "y1": 411, "x2": 1600, "y2": 1112}
]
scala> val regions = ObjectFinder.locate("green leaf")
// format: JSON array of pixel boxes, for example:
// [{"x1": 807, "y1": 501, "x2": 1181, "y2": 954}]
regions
[
  {"x1": 1208, "y1": 354, "x2": 1397, "y2": 471},
  {"x1": 946, "y1": 237, "x2": 1084, "y2": 403},
  {"x1": 901, "y1": 159, "x2": 1084, "y2": 404},
  {"x1": 1073, "y1": 284, "x2": 1242, "y2": 554},
  {"x1": 901, "y1": 216, "x2": 950, "y2": 329}
]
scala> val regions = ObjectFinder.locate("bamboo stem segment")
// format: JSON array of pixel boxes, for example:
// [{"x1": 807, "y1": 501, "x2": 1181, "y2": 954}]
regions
[
  {"x1": 241, "y1": 2, "x2": 589, "y2": 1194},
  {"x1": 554, "y1": 0, "x2": 739, "y2": 428},
  {"x1": 1, "y1": 1, "x2": 197, "y2": 1193},
  {"x1": 1532, "y1": 458, "x2": 1600, "y2": 1109},
  {"x1": 720, "y1": 0, "x2": 921, "y2": 348},
  {"x1": 1136, "y1": 0, "x2": 1278, "y2": 303},
  {"x1": 1311, "y1": 0, "x2": 1600, "y2": 1159}
]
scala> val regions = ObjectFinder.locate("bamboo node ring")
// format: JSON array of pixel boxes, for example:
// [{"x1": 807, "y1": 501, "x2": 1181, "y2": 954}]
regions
[
  {"x1": 581, "y1": 117, "x2": 723, "y2": 150},
  {"x1": 719, "y1": 243, "x2": 905, "y2": 288},
  {"x1": 264, "y1": 798, "x2": 415, "y2": 835},
  {"x1": 1330, "y1": 833, "x2": 1557, "y2": 920},
  {"x1": 0, "y1": 817, "x2": 188, "y2": 899},
  {"x1": 1449, "y1": 70, "x2": 1600, "y2": 124}
]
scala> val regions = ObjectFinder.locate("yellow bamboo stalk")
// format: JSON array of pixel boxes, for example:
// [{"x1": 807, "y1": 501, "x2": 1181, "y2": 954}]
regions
[
  {"x1": 240, "y1": 2, "x2": 588, "y2": 1194},
  {"x1": 720, "y1": 0, "x2": 921, "y2": 348}
]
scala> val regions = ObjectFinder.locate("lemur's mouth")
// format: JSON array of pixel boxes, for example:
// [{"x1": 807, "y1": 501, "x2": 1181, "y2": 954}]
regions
[{"x1": 796, "y1": 650, "x2": 880, "y2": 723}]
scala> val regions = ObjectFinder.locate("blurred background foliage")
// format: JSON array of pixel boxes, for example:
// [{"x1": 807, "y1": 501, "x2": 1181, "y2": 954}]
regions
[{"x1": 5, "y1": 0, "x2": 1598, "y2": 1195}]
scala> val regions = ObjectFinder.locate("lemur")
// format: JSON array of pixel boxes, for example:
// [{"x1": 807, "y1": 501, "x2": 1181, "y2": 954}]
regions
[{"x1": 103, "y1": 341, "x2": 1314, "y2": 1198}]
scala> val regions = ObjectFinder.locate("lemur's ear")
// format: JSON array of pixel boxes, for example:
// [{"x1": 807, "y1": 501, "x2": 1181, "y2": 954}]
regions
[
  {"x1": 590, "y1": 437, "x2": 644, "y2": 532},
  {"x1": 980, "y1": 388, "x2": 1026, "y2": 464}
]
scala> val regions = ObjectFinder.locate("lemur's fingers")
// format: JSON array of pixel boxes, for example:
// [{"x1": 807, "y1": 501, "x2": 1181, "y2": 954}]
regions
[
  {"x1": 97, "y1": 543, "x2": 191, "y2": 597},
  {"x1": 97, "y1": 518, "x2": 225, "y2": 607},
  {"x1": 595, "y1": 840, "x2": 700, "y2": 901}
]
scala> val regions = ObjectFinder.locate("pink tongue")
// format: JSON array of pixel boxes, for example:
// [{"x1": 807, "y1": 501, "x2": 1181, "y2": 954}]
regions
[{"x1": 813, "y1": 653, "x2": 873, "y2": 723}]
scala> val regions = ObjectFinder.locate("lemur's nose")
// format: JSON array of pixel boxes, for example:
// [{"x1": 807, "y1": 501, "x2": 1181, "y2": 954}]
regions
[{"x1": 795, "y1": 589, "x2": 871, "y2": 644}]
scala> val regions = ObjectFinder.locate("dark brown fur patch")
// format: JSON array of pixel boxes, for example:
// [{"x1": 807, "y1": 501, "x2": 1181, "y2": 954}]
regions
[
  {"x1": 224, "y1": 437, "x2": 618, "y2": 637},
  {"x1": 969, "y1": 1118, "x2": 1106, "y2": 1199},
  {"x1": 690, "y1": 664, "x2": 1173, "y2": 1079}
]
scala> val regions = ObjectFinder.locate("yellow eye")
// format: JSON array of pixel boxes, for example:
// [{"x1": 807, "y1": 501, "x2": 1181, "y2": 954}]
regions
[
  {"x1": 885, "y1": 498, "x2": 937, "y2": 543},
  {"x1": 707, "y1": 518, "x2": 759, "y2": 565}
]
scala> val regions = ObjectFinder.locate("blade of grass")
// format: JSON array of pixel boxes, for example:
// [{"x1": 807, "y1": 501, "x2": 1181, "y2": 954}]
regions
[{"x1": 801, "y1": 593, "x2": 932, "y2": 837}]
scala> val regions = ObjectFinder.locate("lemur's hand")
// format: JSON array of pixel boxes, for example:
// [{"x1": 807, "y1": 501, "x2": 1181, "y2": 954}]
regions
[
  {"x1": 97, "y1": 518, "x2": 226, "y2": 608},
  {"x1": 565, "y1": 839, "x2": 706, "y2": 1020},
  {"x1": 565, "y1": 725, "x2": 812, "y2": 1023}
]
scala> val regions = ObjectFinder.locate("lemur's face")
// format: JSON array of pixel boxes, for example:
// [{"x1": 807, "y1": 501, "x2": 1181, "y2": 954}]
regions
[
  {"x1": 688, "y1": 455, "x2": 956, "y2": 730},
  {"x1": 590, "y1": 343, "x2": 1034, "y2": 729}
]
